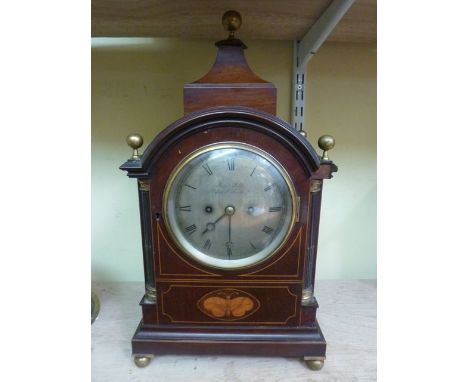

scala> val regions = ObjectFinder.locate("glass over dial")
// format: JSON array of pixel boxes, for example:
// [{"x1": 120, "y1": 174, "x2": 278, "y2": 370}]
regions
[{"x1": 163, "y1": 142, "x2": 296, "y2": 269}]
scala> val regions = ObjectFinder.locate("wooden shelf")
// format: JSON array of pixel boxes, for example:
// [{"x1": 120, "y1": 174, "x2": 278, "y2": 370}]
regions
[{"x1": 91, "y1": 0, "x2": 376, "y2": 43}]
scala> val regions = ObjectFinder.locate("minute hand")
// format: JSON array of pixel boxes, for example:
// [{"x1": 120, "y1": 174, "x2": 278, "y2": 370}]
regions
[{"x1": 226, "y1": 214, "x2": 233, "y2": 260}]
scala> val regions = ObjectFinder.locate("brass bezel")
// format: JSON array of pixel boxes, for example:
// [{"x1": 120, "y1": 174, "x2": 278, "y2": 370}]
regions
[{"x1": 162, "y1": 142, "x2": 298, "y2": 270}]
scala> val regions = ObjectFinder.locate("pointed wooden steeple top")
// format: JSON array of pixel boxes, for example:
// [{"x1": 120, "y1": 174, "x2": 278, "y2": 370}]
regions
[{"x1": 184, "y1": 10, "x2": 277, "y2": 115}]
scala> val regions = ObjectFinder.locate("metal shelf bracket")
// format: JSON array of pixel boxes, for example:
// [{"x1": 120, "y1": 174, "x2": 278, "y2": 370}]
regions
[{"x1": 291, "y1": 0, "x2": 355, "y2": 133}]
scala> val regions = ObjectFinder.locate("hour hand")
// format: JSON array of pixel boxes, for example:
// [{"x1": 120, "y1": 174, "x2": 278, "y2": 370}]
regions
[
  {"x1": 201, "y1": 212, "x2": 226, "y2": 235},
  {"x1": 201, "y1": 206, "x2": 235, "y2": 235},
  {"x1": 202, "y1": 222, "x2": 216, "y2": 235}
]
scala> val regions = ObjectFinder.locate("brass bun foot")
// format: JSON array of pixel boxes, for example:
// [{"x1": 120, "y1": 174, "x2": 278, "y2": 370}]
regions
[
  {"x1": 304, "y1": 358, "x2": 325, "y2": 371},
  {"x1": 134, "y1": 355, "x2": 153, "y2": 368}
]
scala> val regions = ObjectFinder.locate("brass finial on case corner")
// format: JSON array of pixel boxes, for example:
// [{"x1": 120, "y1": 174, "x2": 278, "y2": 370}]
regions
[
  {"x1": 222, "y1": 10, "x2": 242, "y2": 38},
  {"x1": 145, "y1": 286, "x2": 157, "y2": 302},
  {"x1": 126, "y1": 133, "x2": 144, "y2": 159},
  {"x1": 318, "y1": 135, "x2": 335, "y2": 161}
]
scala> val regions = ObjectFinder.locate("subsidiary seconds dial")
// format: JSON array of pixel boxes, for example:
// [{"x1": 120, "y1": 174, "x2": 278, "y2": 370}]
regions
[{"x1": 163, "y1": 142, "x2": 297, "y2": 269}]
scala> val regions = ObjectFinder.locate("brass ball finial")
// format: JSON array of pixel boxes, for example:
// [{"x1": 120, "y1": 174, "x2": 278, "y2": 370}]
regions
[
  {"x1": 126, "y1": 133, "x2": 144, "y2": 159},
  {"x1": 305, "y1": 359, "x2": 324, "y2": 371},
  {"x1": 222, "y1": 10, "x2": 242, "y2": 38},
  {"x1": 318, "y1": 135, "x2": 335, "y2": 161}
]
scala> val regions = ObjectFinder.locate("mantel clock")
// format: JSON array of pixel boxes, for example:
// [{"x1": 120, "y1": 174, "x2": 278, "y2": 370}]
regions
[{"x1": 120, "y1": 11, "x2": 337, "y2": 371}]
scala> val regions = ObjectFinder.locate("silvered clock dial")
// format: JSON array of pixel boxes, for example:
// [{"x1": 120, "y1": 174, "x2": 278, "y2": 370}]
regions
[{"x1": 163, "y1": 142, "x2": 297, "y2": 269}]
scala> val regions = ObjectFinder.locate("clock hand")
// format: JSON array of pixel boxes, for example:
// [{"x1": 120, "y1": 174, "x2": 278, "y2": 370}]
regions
[
  {"x1": 201, "y1": 205, "x2": 236, "y2": 235},
  {"x1": 228, "y1": 214, "x2": 231, "y2": 242},
  {"x1": 214, "y1": 213, "x2": 226, "y2": 225},
  {"x1": 201, "y1": 211, "x2": 227, "y2": 235},
  {"x1": 225, "y1": 206, "x2": 235, "y2": 259}
]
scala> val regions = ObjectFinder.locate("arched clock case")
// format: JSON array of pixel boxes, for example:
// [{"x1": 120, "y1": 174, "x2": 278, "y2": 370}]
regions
[{"x1": 120, "y1": 107, "x2": 337, "y2": 368}]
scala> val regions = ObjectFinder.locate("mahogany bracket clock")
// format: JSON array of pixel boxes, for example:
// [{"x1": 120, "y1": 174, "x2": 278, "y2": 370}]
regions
[{"x1": 120, "y1": 11, "x2": 337, "y2": 371}]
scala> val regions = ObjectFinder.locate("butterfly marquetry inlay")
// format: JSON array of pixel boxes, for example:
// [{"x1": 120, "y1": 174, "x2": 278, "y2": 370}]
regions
[{"x1": 197, "y1": 289, "x2": 260, "y2": 321}]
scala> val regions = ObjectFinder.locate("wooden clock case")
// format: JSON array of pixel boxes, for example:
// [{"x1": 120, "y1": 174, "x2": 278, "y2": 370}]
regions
[{"x1": 120, "y1": 21, "x2": 337, "y2": 368}]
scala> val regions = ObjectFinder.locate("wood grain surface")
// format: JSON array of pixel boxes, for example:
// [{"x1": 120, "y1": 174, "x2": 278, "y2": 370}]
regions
[
  {"x1": 184, "y1": 40, "x2": 277, "y2": 114},
  {"x1": 120, "y1": 107, "x2": 335, "y2": 335},
  {"x1": 91, "y1": 0, "x2": 376, "y2": 43},
  {"x1": 91, "y1": 279, "x2": 376, "y2": 381}
]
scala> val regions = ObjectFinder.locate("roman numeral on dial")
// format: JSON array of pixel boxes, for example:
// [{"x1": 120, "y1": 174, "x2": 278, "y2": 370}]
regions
[
  {"x1": 179, "y1": 206, "x2": 192, "y2": 211},
  {"x1": 185, "y1": 224, "x2": 197, "y2": 235},
  {"x1": 202, "y1": 163, "x2": 213, "y2": 175},
  {"x1": 262, "y1": 226, "x2": 274, "y2": 234},
  {"x1": 269, "y1": 206, "x2": 282, "y2": 212},
  {"x1": 264, "y1": 185, "x2": 272, "y2": 192},
  {"x1": 203, "y1": 239, "x2": 212, "y2": 250},
  {"x1": 227, "y1": 158, "x2": 235, "y2": 171}
]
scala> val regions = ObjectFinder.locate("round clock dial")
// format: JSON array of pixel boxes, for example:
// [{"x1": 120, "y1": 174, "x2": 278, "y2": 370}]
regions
[{"x1": 163, "y1": 142, "x2": 297, "y2": 269}]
